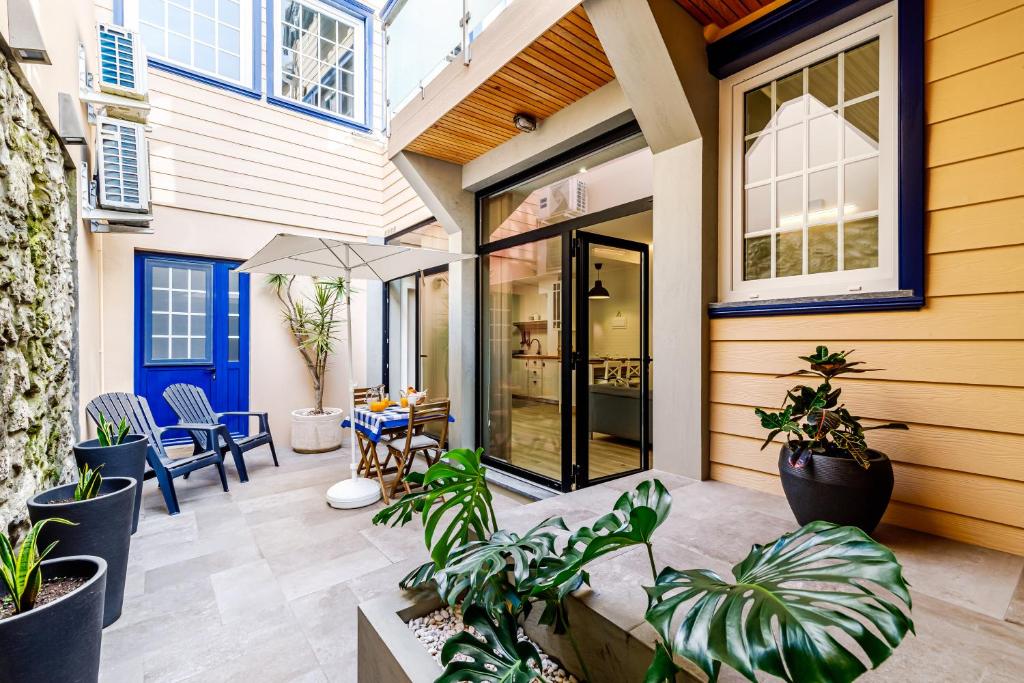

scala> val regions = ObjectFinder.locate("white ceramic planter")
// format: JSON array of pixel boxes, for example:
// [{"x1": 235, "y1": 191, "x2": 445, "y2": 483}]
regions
[{"x1": 290, "y1": 407, "x2": 343, "y2": 453}]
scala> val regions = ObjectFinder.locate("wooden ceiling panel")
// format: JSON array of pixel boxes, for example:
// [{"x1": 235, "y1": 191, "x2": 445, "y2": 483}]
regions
[
  {"x1": 673, "y1": 0, "x2": 776, "y2": 28},
  {"x1": 405, "y1": 5, "x2": 615, "y2": 166}
]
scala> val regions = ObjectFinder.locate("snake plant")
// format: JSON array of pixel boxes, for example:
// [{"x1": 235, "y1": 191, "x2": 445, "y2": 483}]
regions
[
  {"x1": 1, "y1": 518, "x2": 77, "y2": 614},
  {"x1": 96, "y1": 412, "x2": 129, "y2": 447},
  {"x1": 73, "y1": 464, "x2": 104, "y2": 501}
]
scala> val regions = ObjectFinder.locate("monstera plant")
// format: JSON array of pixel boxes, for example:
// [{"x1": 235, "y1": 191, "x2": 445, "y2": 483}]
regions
[{"x1": 372, "y1": 448, "x2": 915, "y2": 683}]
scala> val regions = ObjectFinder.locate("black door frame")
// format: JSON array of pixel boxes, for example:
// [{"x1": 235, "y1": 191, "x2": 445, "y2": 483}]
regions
[
  {"x1": 574, "y1": 232, "x2": 651, "y2": 488},
  {"x1": 475, "y1": 197, "x2": 653, "y2": 492},
  {"x1": 382, "y1": 263, "x2": 449, "y2": 391}
]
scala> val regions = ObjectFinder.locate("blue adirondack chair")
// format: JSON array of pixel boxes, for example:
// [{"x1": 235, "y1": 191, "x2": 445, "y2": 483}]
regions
[
  {"x1": 162, "y1": 383, "x2": 278, "y2": 483},
  {"x1": 86, "y1": 392, "x2": 229, "y2": 516}
]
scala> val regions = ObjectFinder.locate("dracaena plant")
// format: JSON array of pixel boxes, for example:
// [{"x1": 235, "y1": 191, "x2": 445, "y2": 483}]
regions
[
  {"x1": 374, "y1": 449, "x2": 914, "y2": 683},
  {"x1": 96, "y1": 412, "x2": 129, "y2": 447},
  {"x1": 1, "y1": 518, "x2": 77, "y2": 615},
  {"x1": 755, "y1": 346, "x2": 908, "y2": 469},
  {"x1": 266, "y1": 274, "x2": 347, "y2": 415},
  {"x1": 74, "y1": 464, "x2": 104, "y2": 502}
]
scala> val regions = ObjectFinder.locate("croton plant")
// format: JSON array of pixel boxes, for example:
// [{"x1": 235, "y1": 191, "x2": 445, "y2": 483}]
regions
[{"x1": 755, "y1": 346, "x2": 908, "y2": 469}]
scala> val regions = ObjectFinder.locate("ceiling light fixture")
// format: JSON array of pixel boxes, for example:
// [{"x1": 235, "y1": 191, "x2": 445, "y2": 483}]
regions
[
  {"x1": 588, "y1": 263, "x2": 610, "y2": 299},
  {"x1": 513, "y1": 112, "x2": 537, "y2": 132}
]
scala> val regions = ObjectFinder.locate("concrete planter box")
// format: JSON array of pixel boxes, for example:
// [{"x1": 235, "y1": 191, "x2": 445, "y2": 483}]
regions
[{"x1": 357, "y1": 588, "x2": 663, "y2": 683}]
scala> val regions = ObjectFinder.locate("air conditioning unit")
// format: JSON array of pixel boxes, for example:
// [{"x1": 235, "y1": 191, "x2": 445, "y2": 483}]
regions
[
  {"x1": 538, "y1": 178, "x2": 587, "y2": 221},
  {"x1": 96, "y1": 23, "x2": 147, "y2": 100},
  {"x1": 96, "y1": 116, "x2": 150, "y2": 212}
]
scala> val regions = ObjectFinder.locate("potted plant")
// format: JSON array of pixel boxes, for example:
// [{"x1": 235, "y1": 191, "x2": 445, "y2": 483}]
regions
[
  {"x1": 74, "y1": 412, "x2": 148, "y2": 533},
  {"x1": 1, "y1": 519, "x2": 107, "y2": 682},
  {"x1": 267, "y1": 274, "x2": 348, "y2": 453},
  {"x1": 755, "y1": 346, "x2": 909, "y2": 533},
  {"x1": 27, "y1": 464, "x2": 135, "y2": 627},
  {"x1": 369, "y1": 448, "x2": 915, "y2": 682}
]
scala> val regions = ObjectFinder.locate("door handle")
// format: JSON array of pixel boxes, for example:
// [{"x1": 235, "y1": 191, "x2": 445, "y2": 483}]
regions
[{"x1": 207, "y1": 367, "x2": 217, "y2": 380}]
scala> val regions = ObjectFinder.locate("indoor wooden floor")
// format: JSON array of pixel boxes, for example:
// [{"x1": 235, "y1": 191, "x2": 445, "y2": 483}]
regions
[{"x1": 501, "y1": 399, "x2": 644, "y2": 482}]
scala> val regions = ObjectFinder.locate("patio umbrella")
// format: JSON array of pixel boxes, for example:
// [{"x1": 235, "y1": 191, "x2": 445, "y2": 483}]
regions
[{"x1": 237, "y1": 233, "x2": 473, "y2": 508}]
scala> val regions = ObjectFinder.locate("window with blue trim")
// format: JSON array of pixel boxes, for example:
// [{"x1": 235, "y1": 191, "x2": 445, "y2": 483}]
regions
[
  {"x1": 122, "y1": 0, "x2": 256, "y2": 91},
  {"x1": 717, "y1": 2, "x2": 910, "y2": 310},
  {"x1": 270, "y1": 0, "x2": 369, "y2": 127}
]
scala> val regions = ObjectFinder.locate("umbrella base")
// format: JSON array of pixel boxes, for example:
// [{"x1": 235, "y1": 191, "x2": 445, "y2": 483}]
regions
[{"x1": 326, "y1": 477, "x2": 381, "y2": 509}]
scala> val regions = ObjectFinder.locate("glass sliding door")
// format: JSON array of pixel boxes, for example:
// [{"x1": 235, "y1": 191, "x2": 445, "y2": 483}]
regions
[
  {"x1": 574, "y1": 233, "x2": 650, "y2": 485},
  {"x1": 480, "y1": 236, "x2": 568, "y2": 486},
  {"x1": 419, "y1": 269, "x2": 449, "y2": 400},
  {"x1": 385, "y1": 275, "x2": 417, "y2": 397}
]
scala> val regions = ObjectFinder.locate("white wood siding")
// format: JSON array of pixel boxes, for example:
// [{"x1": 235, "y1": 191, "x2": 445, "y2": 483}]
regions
[{"x1": 96, "y1": 0, "x2": 427, "y2": 237}]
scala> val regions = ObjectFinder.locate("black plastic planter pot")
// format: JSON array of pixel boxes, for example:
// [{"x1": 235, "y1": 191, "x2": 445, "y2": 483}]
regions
[
  {"x1": 74, "y1": 434, "x2": 148, "y2": 533},
  {"x1": 27, "y1": 478, "x2": 135, "y2": 627},
  {"x1": 0, "y1": 556, "x2": 106, "y2": 683},
  {"x1": 778, "y1": 446, "x2": 894, "y2": 534}
]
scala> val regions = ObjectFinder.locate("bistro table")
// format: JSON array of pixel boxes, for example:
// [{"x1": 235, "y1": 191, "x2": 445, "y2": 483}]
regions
[{"x1": 342, "y1": 405, "x2": 455, "y2": 500}]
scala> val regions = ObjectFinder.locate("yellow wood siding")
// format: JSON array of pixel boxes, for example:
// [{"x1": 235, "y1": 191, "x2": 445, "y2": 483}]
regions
[{"x1": 710, "y1": 0, "x2": 1024, "y2": 555}]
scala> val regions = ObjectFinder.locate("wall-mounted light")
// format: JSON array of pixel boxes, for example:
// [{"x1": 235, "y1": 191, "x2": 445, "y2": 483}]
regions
[
  {"x1": 8, "y1": 0, "x2": 51, "y2": 64},
  {"x1": 513, "y1": 112, "x2": 537, "y2": 133},
  {"x1": 588, "y1": 263, "x2": 610, "y2": 299},
  {"x1": 58, "y1": 93, "x2": 87, "y2": 145}
]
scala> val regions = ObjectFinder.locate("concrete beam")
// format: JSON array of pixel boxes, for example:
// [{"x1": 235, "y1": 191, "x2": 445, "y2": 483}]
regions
[
  {"x1": 462, "y1": 80, "x2": 633, "y2": 192},
  {"x1": 387, "y1": 0, "x2": 581, "y2": 158},
  {"x1": 390, "y1": 151, "x2": 477, "y2": 449},
  {"x1": 584, "y1": 0, "x2": 716, "y2": 152},
  {"x1": 586, "y1": 0, "x2": 718, "y2": 480},
  {"x1": 392, "y1": 151, "x2": 475, "y2": 237}
]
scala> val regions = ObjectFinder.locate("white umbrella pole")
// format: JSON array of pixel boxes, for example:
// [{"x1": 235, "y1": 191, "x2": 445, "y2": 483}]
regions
[
  {"x1": 326, "y1": 266, "x2": 382, "y2": 509},
  {"x1": 345, "y1": 271, "x2": 358, "y2": 480}
]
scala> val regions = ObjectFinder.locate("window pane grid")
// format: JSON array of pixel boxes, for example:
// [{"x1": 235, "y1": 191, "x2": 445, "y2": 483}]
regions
[
  {"x1": 150, "y1": 266, "x2": 209, "y2": 361},
  {"x1": 227, "y1": 270, "x2": 240, "y2": 362},
  {"x1": 278, "y1": 0, "x2": 361, "y2": 120},
  {"x1": 139, "y1": 0, "x2": 244, "y2": 82},
  {"x1": 742, "y1": 38, "x2": 880, "y2": 282}
]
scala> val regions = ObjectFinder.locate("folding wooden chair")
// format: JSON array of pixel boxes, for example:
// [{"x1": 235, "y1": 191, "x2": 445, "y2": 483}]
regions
[{"x1": 380, "y1": 398, "x2": 450, "y2": 502}]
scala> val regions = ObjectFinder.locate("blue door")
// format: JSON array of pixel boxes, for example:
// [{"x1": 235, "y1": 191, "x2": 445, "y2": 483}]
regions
[{"x1": 135, "y1": 253, "x2": 251, "y2": 442}]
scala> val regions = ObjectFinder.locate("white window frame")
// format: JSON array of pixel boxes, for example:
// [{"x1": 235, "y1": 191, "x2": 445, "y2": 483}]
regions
[
  {"x1": 272, "y1": 0, "x2": 367, "y2": 126},
  {"x1": 123, "y1": 0, "x2": 255, "y2": 88},
  {"x1": 717, "y1": 2, "x2": 899, "y2": 303}
]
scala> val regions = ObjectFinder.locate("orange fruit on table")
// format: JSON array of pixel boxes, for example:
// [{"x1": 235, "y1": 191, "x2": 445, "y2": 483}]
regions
[{"x1": 400, "y1": 397, "x2": 408, "y2": 408}]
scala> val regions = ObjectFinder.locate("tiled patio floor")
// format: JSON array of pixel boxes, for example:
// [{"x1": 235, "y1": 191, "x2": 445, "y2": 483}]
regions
[
  {"x1": 100, "y1": 445, "x2": 1024, "y2": 682},
  {"x1": 99, "y1": 445, "x2": 526, "y2": 682}
]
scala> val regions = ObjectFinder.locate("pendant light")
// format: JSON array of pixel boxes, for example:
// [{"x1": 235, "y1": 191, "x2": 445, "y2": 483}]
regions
[{"x1": 588, "y1": 263, "x2": 610, "y2": 299}]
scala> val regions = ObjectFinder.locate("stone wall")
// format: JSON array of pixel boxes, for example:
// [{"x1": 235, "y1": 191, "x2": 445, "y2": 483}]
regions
[{"x1": 0, "y1": 52, "x2": 76, "y2": 539}]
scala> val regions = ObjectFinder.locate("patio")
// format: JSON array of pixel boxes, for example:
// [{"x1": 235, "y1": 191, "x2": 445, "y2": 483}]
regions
[{"x1": 97, "y1": 443, "x2": 1024, "y2": 682}]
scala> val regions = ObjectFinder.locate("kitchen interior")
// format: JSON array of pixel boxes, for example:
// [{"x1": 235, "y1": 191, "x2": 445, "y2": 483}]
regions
[
  {"x1": 500, "y1": 213, "x2": 652, "y2": 482},
  {"x1": 482, "y1": 139, "x2": 654, "y2": 486}
]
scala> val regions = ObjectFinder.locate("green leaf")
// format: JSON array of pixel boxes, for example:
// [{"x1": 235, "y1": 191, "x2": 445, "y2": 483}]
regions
[
  {"x1": 754, "y1": 407, "x2": 801, "y2": 450},
  {"x1": 371, "y1": 448, "x2": 498, "y2": 570},
  {"x1": 645, "y1": 521, "x2": 914, "y2": 683},
  {"x1": 4, "y1": 518, "x2": 77, "y2": 613},
  {"x1": 434, "y1": 518, "x2": 566, "y2": 617},
  {"x1": 643, "y1": 642, "x2": 683, "y2": 683},
  {"x1": 398, "y1": 561, "x2": 437, "y2": 591},
  {"x1": 437, "y1": 605, "x2": 545, "y2": 683},
  {"x1": 534, "y1": 479, "x2": 671, "y2": 591},
  {"x1": 74, "y1": 463, "x2": 104, "y2": 501}
]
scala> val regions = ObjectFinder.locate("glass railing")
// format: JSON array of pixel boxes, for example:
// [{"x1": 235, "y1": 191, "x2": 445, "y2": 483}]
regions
[{"x1": 385, "y1": 0, "x2": 515, "y2": 120}]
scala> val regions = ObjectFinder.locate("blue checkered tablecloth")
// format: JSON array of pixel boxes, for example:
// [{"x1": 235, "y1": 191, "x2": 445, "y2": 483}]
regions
[{"x1": 341, "y1": 406, "x2": 454, "y2": 443}]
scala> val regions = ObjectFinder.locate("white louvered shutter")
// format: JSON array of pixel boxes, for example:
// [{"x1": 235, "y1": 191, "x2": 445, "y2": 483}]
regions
[
  {"x1": 96, "y1": 117, "x2": 150, "y2": 212},
  {"x1": 97, "y1": 23, "x2": 147, "y2": 99}
]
